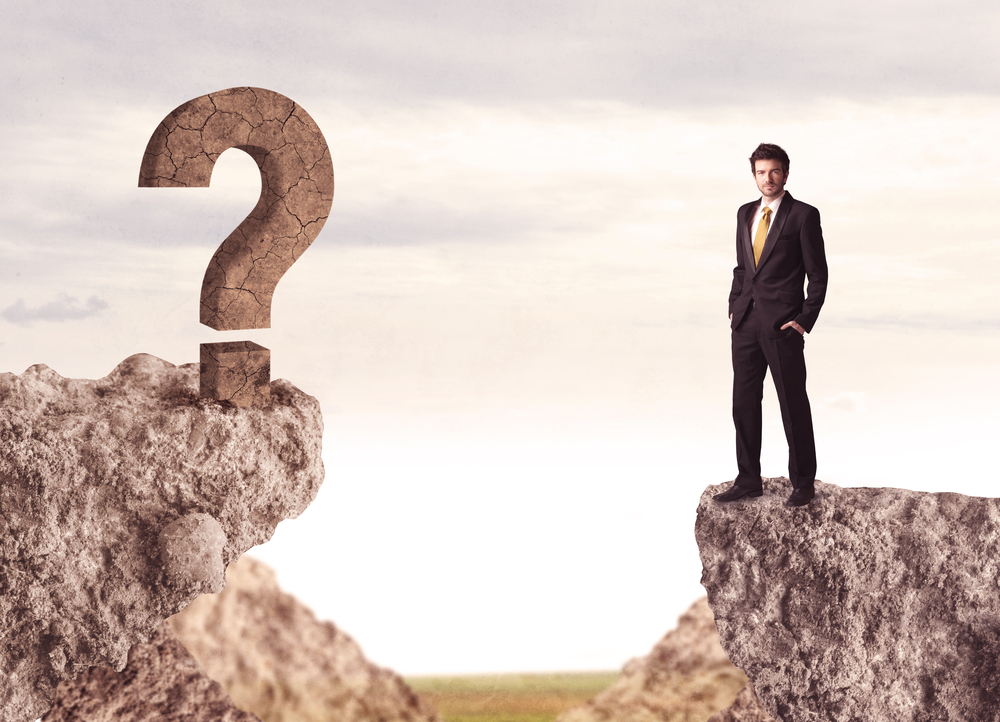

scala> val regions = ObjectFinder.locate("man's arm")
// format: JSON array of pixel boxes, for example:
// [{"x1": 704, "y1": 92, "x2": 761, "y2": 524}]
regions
[
  {"x1": 793, "y1": 206, "x2": 828, "y2": 332},
  {"x1": 729, "y1": 210, "x2": 747, "y2": 317}
]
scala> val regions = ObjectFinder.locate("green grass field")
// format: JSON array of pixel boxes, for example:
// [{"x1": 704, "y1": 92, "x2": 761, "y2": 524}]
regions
[{"x1": 405, "y1": 671, "x2": 620, "y2": 722}]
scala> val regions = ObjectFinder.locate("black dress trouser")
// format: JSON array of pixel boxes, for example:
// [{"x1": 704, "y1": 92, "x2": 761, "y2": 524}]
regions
[{"x1": 731, "y1": 303, "x2": 817, "y2": 491}]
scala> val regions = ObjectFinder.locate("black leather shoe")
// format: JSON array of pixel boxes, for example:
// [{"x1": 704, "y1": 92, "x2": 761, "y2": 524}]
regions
[
  {"x1": 713, "y1": 485, "x2": 763, "y2": 503},
  {"x1": 785, "y1": 487, "x2": 815, "y2": 507}
]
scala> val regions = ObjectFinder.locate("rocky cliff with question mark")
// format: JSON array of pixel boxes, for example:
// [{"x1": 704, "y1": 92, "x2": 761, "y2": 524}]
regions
[{"x1": 0, "y1": 354, "x2": 324, "y2": 722}]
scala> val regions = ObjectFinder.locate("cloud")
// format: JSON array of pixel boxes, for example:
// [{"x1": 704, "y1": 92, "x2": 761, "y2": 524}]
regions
[
  {"x1": 2, "y1": 294, "x2": 109, "y2": 326},
  {"x1": 2, "y1": 0, "x2": 1000, "y2": 122}
]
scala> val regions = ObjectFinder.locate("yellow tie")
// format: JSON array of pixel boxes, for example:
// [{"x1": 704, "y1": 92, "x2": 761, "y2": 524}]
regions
[{"x1": 753, "y1": 206, "x2": 771, "y2": 266}]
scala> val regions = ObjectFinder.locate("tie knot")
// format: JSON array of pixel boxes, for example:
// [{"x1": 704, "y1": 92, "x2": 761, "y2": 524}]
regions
[{"x1": 762, "y1": 206, "x2": 771, "y2": 217}]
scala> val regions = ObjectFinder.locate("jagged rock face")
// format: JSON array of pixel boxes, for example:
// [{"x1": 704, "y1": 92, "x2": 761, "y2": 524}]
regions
[
  {"x1": 0, "y1": 354, "x2": 324, "y2": 722},
  {"x1": 42, "y1": 624, "x2": 261, "y2": 722},
  {"x1": 707, "y1": 684, "x2": 776, "y2": 722},
  {"x1": 169, "y1": 555, "x2": 442, "y2": 722},
  {"x1": 556, "y1": 597, "x2": 747, "y2": 722},
  {"x1": 696, "y1": 477, "x2": 1000, "y2": 722}
]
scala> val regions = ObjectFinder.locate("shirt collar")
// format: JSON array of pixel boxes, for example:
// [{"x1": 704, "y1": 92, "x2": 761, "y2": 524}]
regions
[{"x1": 760, "y1": 190, "x2": 786, "y2": 213}]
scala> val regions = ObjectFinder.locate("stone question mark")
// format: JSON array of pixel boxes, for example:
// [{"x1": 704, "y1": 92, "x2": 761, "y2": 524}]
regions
[{"x1": 138, "y1": 87, "x2": 334, "y2": 406}]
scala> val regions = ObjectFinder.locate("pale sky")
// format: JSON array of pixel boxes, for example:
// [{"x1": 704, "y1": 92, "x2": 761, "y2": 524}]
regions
[{"x1": 3, "y1": 1, "x2": 1000, "y2": 675}]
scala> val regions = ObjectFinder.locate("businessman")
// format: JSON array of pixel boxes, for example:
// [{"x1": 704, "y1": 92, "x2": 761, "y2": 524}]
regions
[{"x1": 714, "y1": 143, "x2": 828, "y2": 507}]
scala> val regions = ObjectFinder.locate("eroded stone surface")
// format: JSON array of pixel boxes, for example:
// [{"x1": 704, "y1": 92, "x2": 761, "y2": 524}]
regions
[
  {"x1": 0, "y1": 354, "x2": 324, "y2": 722},
  {"x1": 696, "y1": 477, "x2": 1000, "y2": 722},
  {"x1": 170, "y1": 555, "x2": 442, "y2": 722},
  {"x1": 138, "y1": 86, "x2": 335, "y2": 333},
  {"x1": 707, "y1": 684, "x2": 776, "y2": 722},
  {"x1": 42, "y1": 624, "x2": 261, "y2": 722},
  {"x1": 556, "y1": 597, "x2": 747, "y2": 722}
]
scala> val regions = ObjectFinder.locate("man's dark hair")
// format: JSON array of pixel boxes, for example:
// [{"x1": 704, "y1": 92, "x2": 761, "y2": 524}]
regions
[{"x1": 749, "y1": 143, "x2": 790, "y2": 174}]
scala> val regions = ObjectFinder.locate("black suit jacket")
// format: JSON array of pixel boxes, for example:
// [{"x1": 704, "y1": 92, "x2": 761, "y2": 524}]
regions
[{"x1": 729, "y1": 192, "x2": 828, "y2": 338}]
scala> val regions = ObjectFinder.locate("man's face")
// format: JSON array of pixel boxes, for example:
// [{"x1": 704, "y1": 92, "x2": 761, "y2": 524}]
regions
[{"x1": 753, "y1": 159, "x2": 788, "y2": 201}]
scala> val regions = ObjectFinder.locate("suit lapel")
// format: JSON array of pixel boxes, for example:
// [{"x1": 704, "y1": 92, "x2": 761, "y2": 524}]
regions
[{"x1": 754, "y1": 191, "x2": 793, "y2": 275}]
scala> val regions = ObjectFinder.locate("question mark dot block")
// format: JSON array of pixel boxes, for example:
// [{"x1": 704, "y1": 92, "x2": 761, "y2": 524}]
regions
[{"x1": 200, "y1": 341, "x2": 270, "y2": 407}]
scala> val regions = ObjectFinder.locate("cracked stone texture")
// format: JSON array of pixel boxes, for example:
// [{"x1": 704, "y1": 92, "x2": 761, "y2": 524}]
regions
[
  {"x1": 138, "y1": 86, "x2": 335, "y2": 332},
  {"x1": 696, "y1": 477, "x2": 1000, "y2": 722},
  {"x1": 0, "y1": 353, "x2": 324, "y2": 722},
  {"x1": 169, "y1": 555, "x2": 442, "y2": 722},
  {"x1": 556, "y1": 598, "x2": 747, "y2": 722},
  {"x1": 41, "y1": 624, "x2": 262, "y2": 722},
  {"x1": 200, "y1": 341, "x2": 271, "y2": 407},
  {"x1": 707, "y1": 684, "x2": 776, "y2": 722}
]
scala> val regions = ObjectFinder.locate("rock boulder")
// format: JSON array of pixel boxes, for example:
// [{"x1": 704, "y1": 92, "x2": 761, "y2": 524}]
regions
[
  {"x1": 556, "y1": 597, "x2": 747, "y2": 722},
  {"x1": 169, "y1": 555, "x2": 441, "y2": 722}
]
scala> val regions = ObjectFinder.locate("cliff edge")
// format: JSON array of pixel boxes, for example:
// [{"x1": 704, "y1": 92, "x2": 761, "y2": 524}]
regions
[{"x1": 696, "y1": 476, "x2": 1000, "y2": 722}]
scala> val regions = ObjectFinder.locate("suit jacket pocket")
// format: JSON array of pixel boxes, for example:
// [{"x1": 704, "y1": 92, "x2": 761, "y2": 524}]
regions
[{"x1": 779, "y1": 290, "x2": 802, "y2": 304}]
